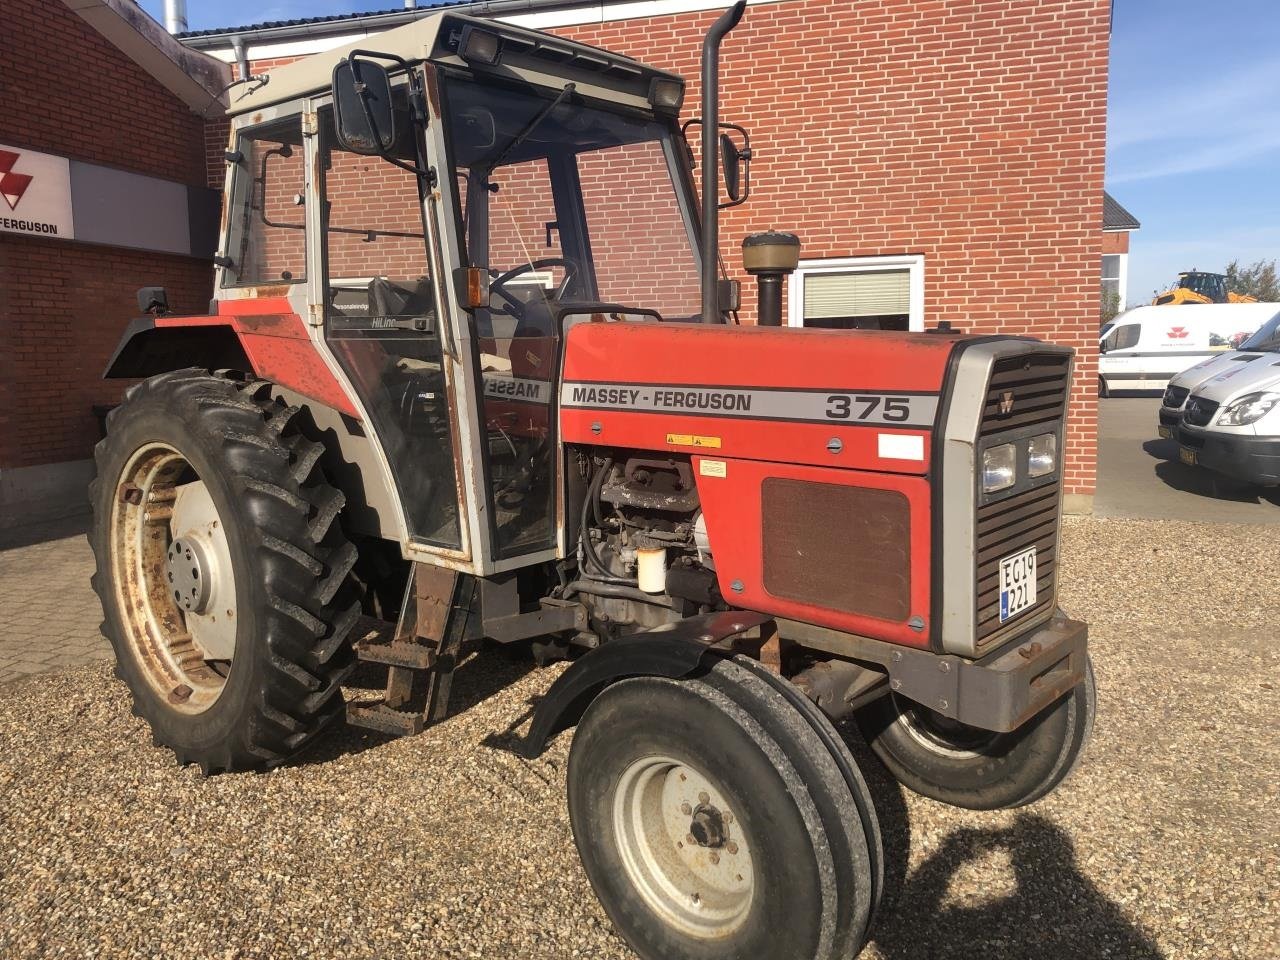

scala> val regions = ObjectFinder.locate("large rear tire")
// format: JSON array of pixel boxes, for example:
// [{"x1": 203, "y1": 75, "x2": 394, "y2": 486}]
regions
[
  {"x1": 89, "y1": 369, "x2": 360, "y2": 773},
  {"x1": 855, "y1": 655, "x2": 1096, "y2": 810},
  {"x1": 566, "y1": 657, "x2": 877, "y2": 960}
]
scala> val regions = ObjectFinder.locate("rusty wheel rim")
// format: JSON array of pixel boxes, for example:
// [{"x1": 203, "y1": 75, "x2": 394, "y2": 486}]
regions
[{"x1": 110, "y1": 443, "x2": 236, "y2": 714}]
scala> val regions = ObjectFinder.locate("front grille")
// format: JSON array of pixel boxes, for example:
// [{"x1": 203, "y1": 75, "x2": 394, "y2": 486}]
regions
[
  {"x1": 974, "y1": 352, "x2": 1068, "y2": 650},
  {"x1": 980, "y1": 354, "x2": 1070, "y2": 437},
  {"x1": 1163, "y1": 384, "x2": 1189, "y2": 408},
  {"x1": 975, "y1": 483, "x2": 1059, "y2": 648},
  {"x1": 1183, "y1": 397, "x2": 1219, "y2": 427}
]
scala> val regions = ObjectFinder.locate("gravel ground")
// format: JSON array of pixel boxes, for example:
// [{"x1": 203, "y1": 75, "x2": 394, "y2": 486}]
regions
[{"x1": 1, "y1": 515, "x2": 1277, "y2": 959}]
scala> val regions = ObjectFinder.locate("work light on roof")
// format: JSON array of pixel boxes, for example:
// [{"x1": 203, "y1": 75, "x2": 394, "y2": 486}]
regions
[
  {"x1": 459, "y1": 26, "x2": 502, "y2": 66},
  {"x1": 647, "y1": 77, "x2": 685, "y2": 112}
]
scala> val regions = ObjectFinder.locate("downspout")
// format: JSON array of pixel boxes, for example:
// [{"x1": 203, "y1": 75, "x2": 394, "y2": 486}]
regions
[
  {"x1": 231, "y1": 36, "x2": 249, "y2": 81},
  {"x1": 163, "y1": 0, "x2": 188, "y2": 34},
  {"x1": 699, "y1": 0, "x2": 746, "y2": 324}
]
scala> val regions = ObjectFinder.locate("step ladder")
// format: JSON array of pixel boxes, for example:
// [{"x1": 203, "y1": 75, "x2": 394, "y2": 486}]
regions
[{"x1": 346, "y1": 563, "x2": 475, "y2": 737}]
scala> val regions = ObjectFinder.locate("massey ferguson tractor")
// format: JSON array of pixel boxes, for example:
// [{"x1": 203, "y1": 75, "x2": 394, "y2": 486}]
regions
[{"x1": 90, "y1": 4, "x2": 1095, "y2": 956}]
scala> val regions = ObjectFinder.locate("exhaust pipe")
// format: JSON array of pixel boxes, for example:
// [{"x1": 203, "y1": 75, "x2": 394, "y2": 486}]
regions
[
  {"x1": 700, "y1": 0, "x2": 747, "y2": 324},
  {"x1": 162, "y1": 0, "x2": 188, "y2": 33}
]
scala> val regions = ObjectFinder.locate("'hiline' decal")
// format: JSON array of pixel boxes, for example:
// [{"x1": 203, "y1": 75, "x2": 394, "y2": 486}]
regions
[{"x1": 560, "y1": 381, "x2": 938, "y2": 428}]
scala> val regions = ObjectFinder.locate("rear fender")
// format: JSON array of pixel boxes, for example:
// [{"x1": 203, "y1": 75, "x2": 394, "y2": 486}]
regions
[
  {"x1": 104, "y1": 306, "x2": 359, "y2": 419},
  {"x1": 519, "y1": 610, "x2": 773, "y2": 759},
  {"x1": 104, "y1": 317, "x2": 251, "y2": 379}
]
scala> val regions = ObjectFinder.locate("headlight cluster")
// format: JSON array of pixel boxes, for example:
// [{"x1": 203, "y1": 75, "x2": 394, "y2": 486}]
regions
[
  {"x1": 982, "y1": 433, "x2": 1058, "y2": 493},
  {"x1": 1217, "y1": 392, "x2": 1280, "y2": 426}
]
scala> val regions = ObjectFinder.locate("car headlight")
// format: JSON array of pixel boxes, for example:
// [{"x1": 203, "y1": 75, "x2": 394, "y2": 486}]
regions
[
  {"x1": 1027, "y1": 433, "x2": 1057, "y2": 478},
  {"x1": 1217, "y1": 392, "x2": 1280, "y2": 426},
  {"x1": 982, "y1": 443, "x2": 1016, "y2": 493}
]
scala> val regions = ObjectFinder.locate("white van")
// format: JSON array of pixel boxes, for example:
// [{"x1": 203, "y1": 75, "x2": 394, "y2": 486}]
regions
[
  {"x1": 1098, "y1": 303, "x2": 1279, "y2": 396},
  {"x1": 1172, "y1": 312, "x2": 1280, "y2": 486}
]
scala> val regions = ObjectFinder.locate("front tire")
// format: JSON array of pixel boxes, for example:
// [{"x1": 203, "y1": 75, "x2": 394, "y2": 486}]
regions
[
  {"x1": 855, "y1": 656, "x2": 1096, "y2": 810},
  {"x1": 567, "y1": 658, "x2": 877, "y2": 960},
  {"x1": 89, "y1": 369, "x2": 360, "y2": 773}
]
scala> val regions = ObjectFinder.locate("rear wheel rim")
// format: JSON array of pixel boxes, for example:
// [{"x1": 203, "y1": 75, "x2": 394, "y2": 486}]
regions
[
  {"x1": 612, "y1": 754, "x2": 755, "y2": 940},
  {"x1": 109, "y1": 442, "x2": 237, "y2": 715}
]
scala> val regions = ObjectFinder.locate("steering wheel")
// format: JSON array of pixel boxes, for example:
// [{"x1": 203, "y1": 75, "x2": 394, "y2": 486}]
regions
[{"x1": 489, "y1": 257, "x2": 582, "y2": 319}]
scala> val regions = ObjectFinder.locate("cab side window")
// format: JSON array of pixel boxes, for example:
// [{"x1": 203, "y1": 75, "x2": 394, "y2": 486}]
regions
[
  {"x1": 1104, "y1": 323, "x2": 1140, "y2": 352},
  {"x1": 222, "y1": 118, "x2": 306, "y2": 287}
]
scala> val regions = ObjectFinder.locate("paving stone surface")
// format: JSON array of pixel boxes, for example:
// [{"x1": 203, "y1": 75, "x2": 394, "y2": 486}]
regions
[{"x1": 0, "y1": 520, "x2": 110, "y2": 687}]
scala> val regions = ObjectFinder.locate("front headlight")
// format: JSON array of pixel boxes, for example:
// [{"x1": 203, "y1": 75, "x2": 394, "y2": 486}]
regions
[
  {"x1": 1217, "y1": 392, "x2": 1280, "y2": 426},
  {"x1": 982, "y1": 443, "x2": 1016, "y2": 493},
  {"x1": 1027, "y1": 433, "x2": 1057, "y2": 477}
]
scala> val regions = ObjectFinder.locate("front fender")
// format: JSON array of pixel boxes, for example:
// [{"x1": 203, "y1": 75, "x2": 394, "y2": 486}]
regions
[{"x1": 519, "y1": 610, "x2": 773, "y2": 759}]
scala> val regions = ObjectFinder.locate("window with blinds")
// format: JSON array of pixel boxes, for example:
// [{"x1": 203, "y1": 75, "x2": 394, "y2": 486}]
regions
[{"x1": 802, "y1": 269, "x2": 911, "y2": 320}]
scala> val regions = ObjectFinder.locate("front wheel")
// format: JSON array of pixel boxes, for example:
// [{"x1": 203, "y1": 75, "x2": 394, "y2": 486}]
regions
[
  {"x1": 855, "y1": 656, "x2": 1096, "y2": 810},
  {"x1": 567, "y1": 658, "x2": 877, "y2": 960}
]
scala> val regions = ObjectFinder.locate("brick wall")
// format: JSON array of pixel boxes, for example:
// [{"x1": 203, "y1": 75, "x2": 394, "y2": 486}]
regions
[
  {"x1": 1102, "y1": 231, "x2": 1129, "y2": 254},
  {"x1": 0, "y1": 237, "x2": 213, "y2": 470},
  {"x1": 551, "y1": 0, "x2": 1110, "y2": 496},
  {"x1": 0, "y1": 0, "x2": 217, "y2": 474}
]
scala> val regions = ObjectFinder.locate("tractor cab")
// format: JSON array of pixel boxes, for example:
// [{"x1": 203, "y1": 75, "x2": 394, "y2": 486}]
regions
[{"x1": 212, "y1": 15, "x2": 731, "y2": 573}]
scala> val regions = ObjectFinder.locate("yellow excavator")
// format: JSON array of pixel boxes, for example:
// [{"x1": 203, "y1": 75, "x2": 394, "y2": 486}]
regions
[{"x1": 1152, "y1": 270, "x2": 1258, "y2": 305}]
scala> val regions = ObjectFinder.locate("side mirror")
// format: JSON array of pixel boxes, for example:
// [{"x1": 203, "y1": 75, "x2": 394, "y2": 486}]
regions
[
  {"x1": 137, "y1": 286, "x2": 169, "y2": 316},
  {"x1": 332, "y1": 57, "x2": 396, "y2": 155},
  {"x1": 719, "y1": 125, "x2": 751, "y2": 208}
]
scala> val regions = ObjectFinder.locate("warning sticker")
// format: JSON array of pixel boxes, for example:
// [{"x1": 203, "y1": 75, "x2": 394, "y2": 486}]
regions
[{"x1": 666, "y1": 433, "x2": 722, "y2": 449}]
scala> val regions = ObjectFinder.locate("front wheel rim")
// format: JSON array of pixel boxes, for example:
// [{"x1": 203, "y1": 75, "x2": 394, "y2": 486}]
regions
[
  {"x1": 109, "y1": 442, "x2": 237, "y2": 714},
  {"x1": 893, "y1": 694, "x2": 1002, "y2": 758},
  {"x1": 611, "y1": 755, "x2": 755, "y2": 940}
]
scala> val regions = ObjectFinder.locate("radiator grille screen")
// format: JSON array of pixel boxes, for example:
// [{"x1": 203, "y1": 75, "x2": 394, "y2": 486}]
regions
[
  {"x1": 762, "y1": 478, "x2": 910, "y2": 622},
  {"x1": 974, "y1": 353, "x2": 1068, "y2": 649}
]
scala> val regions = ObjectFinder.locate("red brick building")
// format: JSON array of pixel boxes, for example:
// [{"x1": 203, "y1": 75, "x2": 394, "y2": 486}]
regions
[
  {"x1": 0, "y1": 0, "x2": 1119, "y2": 526},
  {"x1": 0, "y1": 0, "x2": 228, "y2": 528}
]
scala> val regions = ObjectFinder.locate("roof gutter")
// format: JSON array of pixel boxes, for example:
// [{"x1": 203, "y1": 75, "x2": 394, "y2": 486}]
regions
[{"x1": 179, "y1": 0, "x2": 615, "y2": 49}]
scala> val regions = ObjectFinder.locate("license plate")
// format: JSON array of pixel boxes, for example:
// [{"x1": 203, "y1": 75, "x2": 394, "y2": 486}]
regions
[
  {"x1": 1179, "y1": 447, "x2": 1197, "y2": 466},
  {"x1": 998, "y1": 546, "x2": 1037, "y2": 623},
  {"x1": 1158, "y1": 425, "x2": 1171, "y2": 439}
]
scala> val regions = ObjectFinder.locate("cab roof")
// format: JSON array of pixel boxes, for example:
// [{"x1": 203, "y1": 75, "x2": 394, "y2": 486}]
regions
[{"x1": 228, "y1": 11, "x2": 683, "y2": 118}]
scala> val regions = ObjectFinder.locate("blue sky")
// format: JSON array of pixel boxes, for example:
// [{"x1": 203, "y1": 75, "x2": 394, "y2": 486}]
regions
[
  {"x1": 1108, "y1": 0, "x2": 1280, "y2": 304},
  {"x1": 144, "y1": 0, "x2": 1280, "y2": 307}
]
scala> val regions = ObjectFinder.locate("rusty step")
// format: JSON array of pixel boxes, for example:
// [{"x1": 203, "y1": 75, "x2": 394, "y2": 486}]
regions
[
  {"x1": 356, "y1": 641, "x2": 437, "y2": 670},
  {"x1": 346, "y1": 702, "x2": 426, "y2": 737}
]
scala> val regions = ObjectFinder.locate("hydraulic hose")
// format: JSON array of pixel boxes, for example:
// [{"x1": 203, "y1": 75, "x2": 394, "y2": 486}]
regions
[{"x1": 562, "y1": 580, "x2": 682, "y2": 611}]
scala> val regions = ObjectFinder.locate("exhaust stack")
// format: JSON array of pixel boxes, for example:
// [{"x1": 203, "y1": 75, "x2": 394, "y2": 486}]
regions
[
  {"x1": 700, "y1": 0, "x2": 747, "y2": 324},
  {"x1": 162, "y1": 0, "x2": 188, "y2": 33}
]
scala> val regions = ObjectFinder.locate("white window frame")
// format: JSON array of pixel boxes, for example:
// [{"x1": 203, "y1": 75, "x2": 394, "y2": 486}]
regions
[
  {"x1": 787, "y1": 254, "x2": 926, "y2": 331},
  {"x1": 1101, "y1": 251, "x2": 1128, "y2": 307}
]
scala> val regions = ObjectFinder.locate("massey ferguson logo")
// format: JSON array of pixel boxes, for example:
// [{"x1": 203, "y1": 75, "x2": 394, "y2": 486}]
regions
[
  {"x1": 0, "y1": 149, "x2": 33, "y2": 211},
  {"x1": 998, "y1": 390, "x2": 1015, "y2": 416},
  {"x1": 1167, "y1": 326, "x2": 1189, "y2": 339}
]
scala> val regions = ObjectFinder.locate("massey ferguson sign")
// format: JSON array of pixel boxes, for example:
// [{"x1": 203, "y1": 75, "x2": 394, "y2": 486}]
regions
[{"x1": 0, "y1": 145, "x2": 74, "y2": 239}]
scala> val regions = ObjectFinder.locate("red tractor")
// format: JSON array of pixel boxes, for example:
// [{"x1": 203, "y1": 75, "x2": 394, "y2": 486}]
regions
[{"x1": 92, "y1": 5, "x2": 1094, "y2": 957}]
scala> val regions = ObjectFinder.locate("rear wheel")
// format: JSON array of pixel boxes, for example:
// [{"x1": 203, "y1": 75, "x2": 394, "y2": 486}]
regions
[
  {"x1": 89, "y1": 369, "x2": 360, "y2": 773},
  {"x1": 566, "y1": 658, "x2": 877, "y2": 960},
  {"x1": 855, "y1": 655, "x2": 1096, "y2": 810}
]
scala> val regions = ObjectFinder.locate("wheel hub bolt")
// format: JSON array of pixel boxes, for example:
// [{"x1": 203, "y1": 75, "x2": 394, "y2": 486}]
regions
[
  {"x1": 697, "y1": 791, "x2": 710, "y2": 804},
  {"x1": 726, "y1": 841, "x2": 739, "y2": 855},
  {"x1": 709, "y1": 852, "x2": 720, "y2": 865},
  {"x1": 680, "y1": 802, "x2": 692, "y2": 815}
]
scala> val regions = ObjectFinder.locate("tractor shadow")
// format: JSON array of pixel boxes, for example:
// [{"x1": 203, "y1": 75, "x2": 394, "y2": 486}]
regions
[
  {"x1": 289, "y1": 642, "x2": 537, "y2": 768},
  {"x1": 840, "y1": 729, "x2": 1165, "y2": 960}
]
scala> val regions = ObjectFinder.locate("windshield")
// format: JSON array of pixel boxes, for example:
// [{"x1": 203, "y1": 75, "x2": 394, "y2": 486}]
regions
[
  {"x1": 1240, "y1": 313, "x2": 1280, "y2": 352},
  {"x1": 440, "y1": 73, "x2": 702, "y2": 322}
]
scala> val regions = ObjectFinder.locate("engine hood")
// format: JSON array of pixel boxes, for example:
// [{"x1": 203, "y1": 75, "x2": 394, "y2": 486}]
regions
[{"x1": 1170, "y1": 351, "x2": 1271, "y2": 392}]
